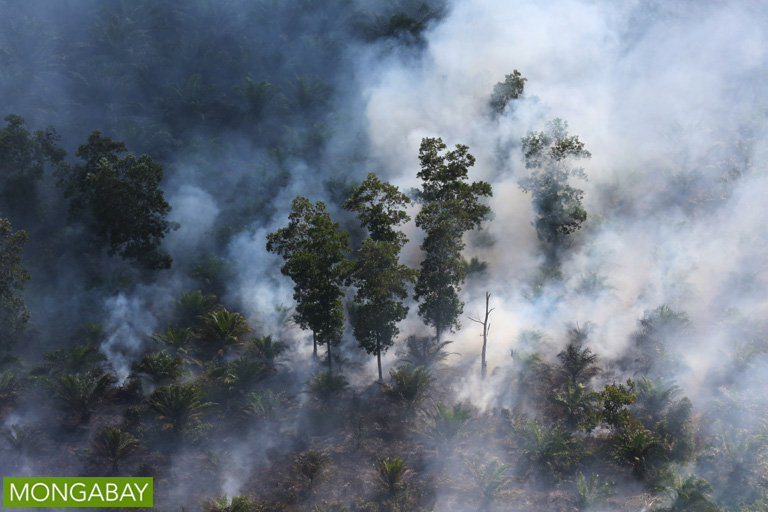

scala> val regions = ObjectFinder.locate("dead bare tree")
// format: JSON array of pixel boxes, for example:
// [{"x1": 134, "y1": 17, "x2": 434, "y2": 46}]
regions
[{"x1": 469, "y1": 292, "x2": 494, "y2": 379}]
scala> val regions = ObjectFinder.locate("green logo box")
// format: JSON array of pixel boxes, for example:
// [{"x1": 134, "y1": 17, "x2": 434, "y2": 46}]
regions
[{"x1": 3, "y1": 477, "x2": 153, "y2": 507}]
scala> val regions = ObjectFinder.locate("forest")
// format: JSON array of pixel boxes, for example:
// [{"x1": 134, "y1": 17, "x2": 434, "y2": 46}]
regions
[{"x1": 0, "y1": 0, "x2": 767, "y2": 511}]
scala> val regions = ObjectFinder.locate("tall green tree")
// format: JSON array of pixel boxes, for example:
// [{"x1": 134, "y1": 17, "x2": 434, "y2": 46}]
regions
[
  {"x1": 266, "y1": 197, "x2": 349, "y2": 373},
  {"x1": 0, "y1": 218, "x2": 30, "y2": 353},
  {"x1": 343, "y1": 173, "x2": 418, "y2": 381},
  {"x1": 414, "y1": 138, "x2": 492, "y2": 341},
  {"x1": 519, "y1": 119, "x2": 590, "y2": 261},
  {"x1": 55, "y1": 131, "x2": 174, "y2": 270},
  {"x1": 0, "y1": 114, "x2": 66, "y2": 226}
]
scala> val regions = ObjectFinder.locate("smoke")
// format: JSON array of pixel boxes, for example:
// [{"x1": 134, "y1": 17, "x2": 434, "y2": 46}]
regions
[{"x1": 3, "y1": 0, "x2": 768, "y2": 509}]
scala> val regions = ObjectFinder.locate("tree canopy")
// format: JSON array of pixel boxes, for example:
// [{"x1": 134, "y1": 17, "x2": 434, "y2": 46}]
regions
[
  {"x1": 414, "y1": 137, "x2": 492, "y2": 341},
  {"x1": 55, "y1": 131, "x2": 174, "y2": 270},
  {"x1": 0, "y1": 218, "x2": 30, "y2": 353},
  {"x1": 266, "y1": 196, "x2": 349, "y2": 371}
]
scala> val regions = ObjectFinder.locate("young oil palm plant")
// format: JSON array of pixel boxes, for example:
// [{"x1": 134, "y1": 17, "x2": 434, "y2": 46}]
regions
[
  {"x1": 147, "y1": 383, "x2": 212, "y2": 434},
  {"x1": 202, "y1": 495, "x2": 257, "y2": 512},
  {"x1": 612, "y1": 425, "x2": 668, "y2": 482},
  {"x1": 174, "y1": 290, "x2": 219, "y2": 328},
  {"x1": 429, "y1": 403, "x2": 472, "y2": 454},
  {"x1": 376, "y1": 457, "x2": 410, "y2": 494},
  {"x1": 50, "y1": 372, "x2": 116, "y2": 425},
  {"x1": 198, "y1": 309, "x2": 250, "y2": 358},
  {"x1": 292, "y1": 449, "x2": 330, "y2": 487},
  {"x1": 151, "y1": 326, "x2": 197, "y2": 359},
  {"x1": 1, "y1": 424, "x2": 46, "y2": 458},
  {"x1": 248, "y1": 334, "x2": 287, "y2": 368},
  {"x1": 466, "y1": 454, "x2": 510, "y2": 509},
  {"x1": 398, "y1": 335, "x2": 455, "y2": 369},
  {"x1": 635, "y1": 377, "x2": 681, "y2": 427},
  {"x1": 654, "y1": 476, "x2": 719, "y2": 512},
  {"x1": 381, "y1": 365, "x2": 432, "y2": 409},
  {"x1": 517, "y1": 420, "x2": 581, "y2": 481},
  {"x1": 91, "y1": 427, "x2": 142, "y2": 474},
  {"x1": 132, "y1": 352, "x2": 184, "y2": 384},
  {"x1": 306, "y1": 371, "x2": 348, "y2": 403},
  {"x1": 549, "y1": 382, "x2": 600, "y2": 431},
  {"x1": 0, "y1": 370, "x2": 19, "y2": 408}
]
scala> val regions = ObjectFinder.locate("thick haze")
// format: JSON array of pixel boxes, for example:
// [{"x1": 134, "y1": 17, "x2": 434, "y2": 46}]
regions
[{"x1": 1, "y1": 0, "x2": 767, "y2": 509}]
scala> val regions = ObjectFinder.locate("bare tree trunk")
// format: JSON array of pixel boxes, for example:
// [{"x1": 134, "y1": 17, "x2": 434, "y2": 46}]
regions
[
  {"x1": 312, "y1": 331, "x2": 317, "y2": 358},
  {"x1": 376, "y1": 335, "x2": 382, "y2": 382},
  {"x1": 327, "y1": 342, "x2": 333, "y2": 374},
  {"x1": 470, "y1": 292, "x2": 494, "y2": 380}
]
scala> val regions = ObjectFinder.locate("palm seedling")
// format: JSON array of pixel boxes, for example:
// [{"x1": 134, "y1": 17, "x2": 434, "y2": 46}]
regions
[
  {"x1": 151, "y1": 326, "x2": 197, "y2": 360},
  {"x1": 41, "y1": 344, "x2": 107, "y2": 375},
  {"x1": 376, "y1": 457, "x2": 410, "y2": 494},
  {"x1": 202, "y1": 495, "x2": 257, "y2": 512},
  {"x1": 549, "y1": 382, "x2": 600, "y2": 431},
  {"x1": 398, "y1": 335, "x2": 455, "y2": 369},
  {"x1": 612, "y1": 425, "x2": 668, "y2": 481},
  {"x1": 306, "y1": 371, "x2": 348, "y2": 403},
  {"x1": 248, "y1": 335, "x2": 287, "y2": 368},
  {"x1": 466, "y1": 454, "x2": 510, "y2": 508},
  {"x1": 241, "y1": 389, "x2": 294, "y2": 423},
  {"x1": 50, "y1": 372, "x2": 116, "y2": 425},
  {"x1": 174, "y1": 290, "x2": 219, "y2": 328},
  {"x1": 654, "y1": 476, "x2": 719, "y2": 512},
  {"x1": 381, "y1": 365, "x2": 432, "y2": 409},
  {"x1": 1, "y1": 424, "x2": 46, "y2": 457},
  {"x1": 576, "y1": 472, "x2": 614, "y2": 510},
  {"x1": 556, "y1": 326, "x2": 600, "y2": 386},
  {"x1": 147, "y1": 383, "x2": 211, "y2": 434},
  {"x1": 517, "y1": 420, "x2": 581, "y2": 481},
  {"x1": 132, "y1": 352, "x2": 184, "y2": 384},
  {"x1": 0, "y1": 370, "x2": 19, "y2": 408},
  {"x1": 635, "y1": 377, "x2": 681, "y2": 427},
  {"x1": 292, "y1": 449, "x2": 330, "y2": 487},
  {"x1": 430, "y1": 403, "x2": 472, "y2": 454},
  {"x1": 91, "y1": 427, "x2": 141, "y2": 474},
  {"x1": 199, "y1": 309, "x2": 250, "y2": 358}
]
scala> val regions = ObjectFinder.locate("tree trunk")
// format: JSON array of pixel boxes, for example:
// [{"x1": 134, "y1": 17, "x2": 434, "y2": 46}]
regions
[
  {"x1": 312, "y1": 331, "x2": 317, "y2": 358},
  {"x1": 376, "y1": 335, "x2": 383, "y2": 382},
  {"x1": 480, "y1": 292, "x2": 490, "y2": 379},
  {"x1": 327, "y1": 342, "x2": 333, "y2": 375}
]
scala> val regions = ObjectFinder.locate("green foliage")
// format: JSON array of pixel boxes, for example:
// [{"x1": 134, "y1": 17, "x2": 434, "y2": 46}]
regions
[
  {"x1": 266, "y1": 197, "x2": 349, "y2": 368},
  {"x1": 307, "y1": 371, "x2": 349, "y2": 403},
  {"x1": 630, "y1": 305, "x2": 692, "y2": 372},
  {"x1": 203, "y1": 495, "x2": 258, "y2": 512},
  {"x1": 461, "y1": 256, "x2": 488, "y2": 276},
  {"x1": 175, "y1": 290, "x2": 220, "y2": 328},
  {"x1": 50, "y1": 372, "x2": 116, "y2": 424},
  {"x1": 556, "y1": 328, "x2": 600, "y2": 385},
  {"x1": 55, "y1": 131, "x2": 174, "y2": 269},
  {"x1": 0, "y1": 114, "x2": 65, "y2": 225},
  {"x1": 148, "y1": 383, "x2": 211, "y2": 434},
  {"x1": 151, "y1": 326, "x2": 197, "y2": 360},
  {"x1": 466, "y1": 454, "x2": 510, "y2": 507},
  {"x1": 342, "y1": 172, "x2": 412, "y2": 245},
  {"x1": 414, "y1": 137, "x2": 492, "y2": 341},
  {"x1": 241, "y1": 389, "x2": 295, "y2": 422},
  {"x1": 293, "y1": 449, "x2": 330, "y2": 486},
  {"x1": 519, "y1": 119, "x2": 590, "y2": 253},
  {"x1": 0, "y1": 370, "x2": 20, "y2": 407},
  {"x1": 612, "y1": 425, "x2": 669, "y2": 482},
  {"x1": 344, "y1": 174, "x2": 417, "y2": 380},
  {"x1": 653, "y1": 476, "x2": 720, "y2": 512},
  {"x1": 517, "y1": 420, "x2": 582, "y2": 481},
  {"x1": 1, "y1": 424, "x2": 46, "y2": 457},
  {"x1": 382, "y1": 365, "x2": 432, "y2": 408},
  {"x1": 219, "y1": 357, "x2": 270, "y2": 393},
  {"x1": 133, "y1": 352, "x2": 184, "y2": 384},
  {"x1": 599, "y1": 380, "x2": 637, "y2": 429},
  {"x1": 376, "y1": 457, "x2": 410, "y2": 494},
  {"x1": 489, "y1": 70, "x2": 527, "y2": 114},
  {"x1": 429, "y1": 403, "x2": 472, "y2": 452},
  {"x1": 91, "y1": 427, "x2": 141, "y2": 474},
  {"x1": 200, "y1": 309, "x2": 250, "y2": 353},
  {"x1": 576, "y1": 472, "x2": 614, "y2": 510},
  {"x1": 549, "y1": 382, "x2": 600, "y2": 431},
  {"x1": 249, "y1": 335, "x2": 288, "y2": 367},
  {"x1": 0, "y1": 218, "x2": 30, "y2": 352},
  {"x1": 398, "y1": 335, "x2": 454, "y2": 369},
  {"x1": 40, "y1": 344, "x2": 107, "y2": 375}
]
